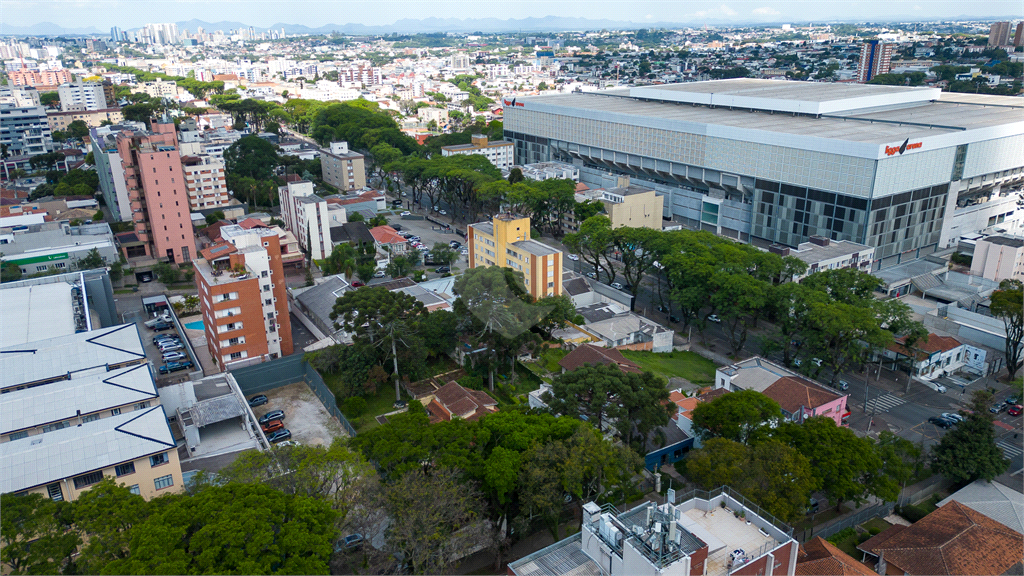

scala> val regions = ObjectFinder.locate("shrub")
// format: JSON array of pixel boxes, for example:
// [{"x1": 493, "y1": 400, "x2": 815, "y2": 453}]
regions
[
  {"x1": 826, "y1": 527, "x2": 857, "y2": 545},
  {"x1": 343, "y1": 396, "x2": 367, "y2": 418},
  {"x1": 898, "y1": 504, "x2": 929, "y2": 523},
  {"x1": 868, "y1": 527, "x2": 882, "y2": 536}
]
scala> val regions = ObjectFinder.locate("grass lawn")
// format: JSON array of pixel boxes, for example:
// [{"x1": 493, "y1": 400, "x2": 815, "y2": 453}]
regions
[
  {"x1": 619, "y1": 350, "x2": 718, "y2": 384},
  {"x1": 831, "y1": 532, "x2": 860, "y2": 558},
  {"x1": 540, "y1": 348, "x2": 567, "y2": 373},
  {"x1": 860, "y1": 517, "x2": 892, "y2": 534}
]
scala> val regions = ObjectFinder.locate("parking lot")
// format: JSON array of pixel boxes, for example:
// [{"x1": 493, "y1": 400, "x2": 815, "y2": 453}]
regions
[
  {"x1": 250, "y1": 382, "x2": 347, "y2": 447},
  {"x1": 138, "y1": 320, "x2": 196, "y2": 383},
  {"x1": 368, "y1": 215, "x2": 469, "y2": 283}
]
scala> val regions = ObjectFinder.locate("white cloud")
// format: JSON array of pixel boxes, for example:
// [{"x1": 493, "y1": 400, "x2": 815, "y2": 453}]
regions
[
  {"x1": 691, "y1": 4, "x2": 738, "y2": 18},
  {"x1": 645, "y1": 13, "x2": 653, "y2": 19},
  {"x1": 752, "y1": 6, "x2": 780, "y2": 16}
]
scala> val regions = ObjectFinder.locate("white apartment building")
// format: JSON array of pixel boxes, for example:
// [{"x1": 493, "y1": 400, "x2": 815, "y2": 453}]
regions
[
  {"x1": 970, "y1": 235, "x2": 1024, "y2": 282},
  {"x1": 181, "y1": 155, "x2": 229, "y2": 210},
  {"x1": 57, "y1": 80, "x2": 106, "y2": 112},
  {"x1": 279, "y1": 180, "x2": 332, "y2": 260},
  {"x1": 133, "y1": 80, "x2": 178, "y2": 100},
  {"x1": 779, "y1": 235, "x2": 876, "y2": 282},
  {"x1": 441, "y1": 134, "x2": 514, "y2": 171}
]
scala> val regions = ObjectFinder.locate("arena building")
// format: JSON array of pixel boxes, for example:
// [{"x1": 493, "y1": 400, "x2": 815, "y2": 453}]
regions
[{"x1": 502, "y1": 79, "x2": 1024, "y2": 269}]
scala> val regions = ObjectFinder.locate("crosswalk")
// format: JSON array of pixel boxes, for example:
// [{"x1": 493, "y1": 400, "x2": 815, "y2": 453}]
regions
[
  {"x1": 996, "y1": 438, "x2": 1023, "y2": 460},
  {"x1": 863, "y1": 394, "x2": 906, "y2": 413}
]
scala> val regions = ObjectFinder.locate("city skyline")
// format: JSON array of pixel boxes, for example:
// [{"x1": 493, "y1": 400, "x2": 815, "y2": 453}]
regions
[{"x1": 1, "y1": 0, "x2": 1021, "y2": 33}]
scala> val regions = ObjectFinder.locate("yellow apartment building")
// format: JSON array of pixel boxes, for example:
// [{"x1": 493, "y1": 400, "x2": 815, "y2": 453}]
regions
[{"x1": 468, "y1": 214, "x2": 563, "y2": 299}]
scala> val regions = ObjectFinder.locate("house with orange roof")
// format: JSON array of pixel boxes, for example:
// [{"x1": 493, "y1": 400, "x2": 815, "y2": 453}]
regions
[
  {"x1": 423, "y1": 381, "x2": 498, "y2": 424},
  {"x1": 882, "y1": 332, "x2": 974, "y2": 382},
  {"x1": 796, "y1": 536, "x2": 877, "y2": 576},
  {"x1": 369, "y1": 225, "x2": 409, "y2": 257},
  {"x1": 762, "y1": 376, "x2": 849, "y2": 427}
]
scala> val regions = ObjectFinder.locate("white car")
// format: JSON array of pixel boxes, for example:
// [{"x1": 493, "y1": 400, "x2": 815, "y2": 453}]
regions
[
  {"x1": 567, "y1": 254, "x2": 580, "y2": 261},
  {"x1": 400, "y1": 211, "x2": 411, "y2": 217},
  {"x1": 610, "y1": 282, "x2": 623, "y2": 290},
  {"x1": 144, "y1": 314, "x2": 172, "y2": 328},
  {"x1": 162, "y1": 351, "x2": 187, "y2": 362},
  {"x1": 707, "y1": 314, "x2": 721, "y2": 323},
  {"x1": 438, "y1": 209, "x2": 447, "y2": 216},
  {"x1": 460, "y1": 248, "x2": 469, "y2": 255},
  {"x1": 811, "y1": 358, "x2": 823, "y2": 367},
  {"x1": 940, "y1": 412, "x2": 963, "y2": 423},
  {"x1": 276, "y1": 440, "x2": 301, "y2": 448}
]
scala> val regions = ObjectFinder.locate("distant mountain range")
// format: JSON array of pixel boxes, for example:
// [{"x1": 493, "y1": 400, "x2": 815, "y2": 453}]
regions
[{"x1": 2, "y1": 15, "x2": 1020, "y2": 37}]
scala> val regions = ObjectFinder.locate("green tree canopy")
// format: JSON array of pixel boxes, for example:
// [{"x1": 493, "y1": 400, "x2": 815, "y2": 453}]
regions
[
  {"x1": 991, "y1": 279, "x2": 1023, "y2": 380},
  {"x1": 931, "y1": 390, "x2": 1010, "y2": 483},
  {"x1": 690, "y1": 389, "x2": 782, "y2": 445},
  {"x1": 223, "y1": 135, "x2": 281, "y2": 180}
]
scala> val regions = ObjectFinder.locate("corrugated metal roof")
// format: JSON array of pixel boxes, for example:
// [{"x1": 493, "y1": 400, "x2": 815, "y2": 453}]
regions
[
  {"x1": 0, "y1": 406, "x2": 175, "y2": 493},
  {"x1": 1, "y1": 323, "x2": 146, "y2": 388},
  {"x1": 0, "y1": 363, "x2": 157, "y2": 434}
]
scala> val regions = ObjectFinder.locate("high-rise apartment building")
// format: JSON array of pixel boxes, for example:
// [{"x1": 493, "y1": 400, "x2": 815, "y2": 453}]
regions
[
  {"x1": 1016, "y1": 22, "x2": 1024, "y2": 47},
  {"x1": 57, "y1": 79, "x2": 106, "y2": 112},
  {"x1": 279, "y1": 180, "x2": 332, "y2": 260},
  {"x1": 0, "y1": 104, "x2": 53, "y2": 157},
  {"x1": 988, "y1": 21, "x2": 1011, "y2": 47},
  {"x1": 101, "y1": 119, "x2": 195, "y2": 263},
  {"x1": 857, "y1": 40, "x2": 894, "y2": 83},
  {"x1": 337, "y1": 64, "x2": 382, "y2": 85},
  {"x1": 468, "y1": 214, "x2": 562, "y2": 299},
  {"x1": 181, "y1": 154, "x2": 229, "y2": 210},
  {"x1": 7, "y1": 69, "x2": 73, "y2": 87},
  {"x1": 194, "y1": 225, "x2": 293, "y2": 368},
  {"x1": 320, "y1": 141, "x2": 366, "y2": 191}
]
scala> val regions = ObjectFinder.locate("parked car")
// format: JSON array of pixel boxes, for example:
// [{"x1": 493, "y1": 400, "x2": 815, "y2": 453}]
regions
[
  {"x1": 276, "y1": 440, "x2": 301, "y2": 448},
  {"x1": 568, "y1": 254, "x2": 580, "y2": 261},
  {"x1": 807, "y1": 498, "x2": 819, "y2": 514},
  {"x1": 793, "y1": 358, "x2": 803, "y2": 367},
  {"x1": 1008, "y1": 405, "x2": 1023, "y2": 417},
  {"x1": 435, "y1": 266, "x2": 450, "y2": 274},
  {"x1": 158, "y1": 361, "x2": 193, "y2": 374},
  {"x1": 400, "y1": 211, "x2": 411, "y2": 216},
  {"x1": 266, "y1": 429, "x2": 292, "y2": 443},
  {"x1": 162, "y1": 351, "x2": 187, "y2": 362},
  {"x1": 934, "y1": 384, "x2": 947, "y2": 394},
  {"x1": 151, "y1": 322, "x2": 173, "y2": 332},
  {"x1": 340, "y1": 533, "x2": 364, "y2": 551},
  {"x1": 144, "y1": 314, "x2": 172, "y2": 328},
  {"x1": 940, "y1": 412, "x2": 963, "y2": 423},
  {"x1": 248, "y1": 394, "x2": 268, "y2": 407},
  {"x1": 837, "y1": 380, "x2": 850, "y2": 391},
  {"x1": 811, "y1": 358, "x2": 823, "y2": 367},
  {"x1": 158, "y1": 343, "x2": 184, "y2": 353},
  {"x1": 990, "y1": 403, "x2": 1007, "y2": 414},
  {"x1": 351, "y1": 281, "x2": 364, "y2": 288},
  {"x1": 610, "y1": 282, "x2": 624, "y2": 290},
  {"x1": 258, "y1": 410, "x2": 285, "y2": 425},
  {"x1": 261, "y1": 420, "x2": 285, "y2": 434},
  {"x1": 438, "y1": 209, "x2": 447, "y2": 216},
  {"x1": 153, "y1": 336, "x2": 180, "y2": 345},
  {"x1": 391, "y1": 224, "x2": 403, "y2": 231},
  {"x1": 928, "y1": 416, "x2": 955, "y2": 429},
  {"x1": 669, "y1": 315, "x2": 681, "y2": 323},
  {"x1": 460, "y1": 248, "x2": 469, "y2": 255},
  {"x1": 449, "y1": 240, "x2": 462, "y2": 248},
  {"x1": 707, "y1": 314, "x2": 721, "y2": 323},
  {"x1": 1005, "y1": 396, "x2": 1020, "y2": 405},
  {"x1": 374, "y1": 270, "x2": 386, "y2": 278},
  {"x1": 586, "y1": 271, "x2": 597, "y2": 279}
]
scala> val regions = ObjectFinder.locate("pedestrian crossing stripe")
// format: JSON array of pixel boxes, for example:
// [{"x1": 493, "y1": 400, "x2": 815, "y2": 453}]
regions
[
  {"x1": 864, "y1": 394, "x2": 906, "y2": 412},
  {"x1": 997, "y1": 439, "x2": 1023, "y2": 458}
]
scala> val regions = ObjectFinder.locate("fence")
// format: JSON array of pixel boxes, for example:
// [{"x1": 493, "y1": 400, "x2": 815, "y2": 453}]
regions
[
  {"x1": 671, "y1": 485, "x2": 795, "y2": 539},
  {"x1": 230, "y1": 354, "x2": 357, "y2": 437},
  {"x1": 896, "y1": 476, "x2": 954, "y2": 508},
  {"x1": 801, "y1": 501, "x2": 895, "y2": 542}
]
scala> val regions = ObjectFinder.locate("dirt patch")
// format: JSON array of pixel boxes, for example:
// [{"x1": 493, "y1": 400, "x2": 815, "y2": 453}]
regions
[{"x1": 253, "y1": 382, "x2": 348, "y2": 447}]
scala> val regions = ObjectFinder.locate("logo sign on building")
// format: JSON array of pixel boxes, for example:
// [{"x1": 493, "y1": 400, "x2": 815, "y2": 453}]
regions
[
  {"x1": 502, "y1": 98, "x2": 524, "y2": 108},
  {"x1": 885, "y1": 138, "x2": 923, "y2": 156}
]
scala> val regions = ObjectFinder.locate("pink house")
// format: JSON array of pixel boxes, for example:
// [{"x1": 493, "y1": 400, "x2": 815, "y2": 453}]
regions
[{"x1": 762, "y1": 376, "x2": 850, "y2": 427}]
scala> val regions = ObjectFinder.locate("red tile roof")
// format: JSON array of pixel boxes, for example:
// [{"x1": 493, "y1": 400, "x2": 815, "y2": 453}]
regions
[
  {"x1": 238, "y1": 217, "x2": 268, "y2": 230},
  {"x1": 200, "y1": 240, "x2": 237, "y2": 261},
  {"x1": 887, "y1": 333, "x2": 962, "y2": 361},
  {"x1": 797, "y1": 537, "x2": 877, "y2": 576},
  {"x1": 859, "y1": 501, "x2": 1023, "y2": 576},
  {"x1": 558, "y1": 344, "x2": 642, "y2": 374},
  {"x1": 370, "y1": 225, "x2": 407, "y2": 246},
  {"x1": 431, "y1": 381, "x2": 497, "y2": 422},
  {"x1": 762, "y1": 376, "x2": 843, "y2": 414}
]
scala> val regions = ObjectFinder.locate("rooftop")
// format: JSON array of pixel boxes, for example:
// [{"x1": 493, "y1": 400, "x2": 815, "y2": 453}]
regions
[
  {"x1": 558, "y1": 343, "x2": 642, "y2": 374},
  {"x1": 508, "y1": 533, "x2": 598, "y2": 576},
  {"x1": 0, "y1": 281, "x2": 76, "y2": 347},
  {"x1": 796, "y1": 537, "x2": 877, "y2": 576},
  {"x1": 981, "y1": 235, "x2": 1024, "y2": 248},
  {"x1": 762, "y1": 376, "x2": 843, "y2": 414},
  {"x1": 511, "y1": 238, "x2": 559, "y2": 256},
  {"x1": 0, "y1": 363, "x2": 157, "y2": 435},
  {"x1": 719, "y1": 356, "x2": 798, "y2": 393},
  {"x1": 470, "y1": 221, "x2": 494, "y2": 236},
  {"x1": 938, "y1": 480, "x2": 1024, "y2": 535},
  {"x1": 0, "y1": 406, "x2": 175, "y2": 494},
  {"x1": 1, "y1": 323, "x2": 146, "y2": 388},
  {"x1": 789, "y1": 237, "x2": 873, "y2": 265}
]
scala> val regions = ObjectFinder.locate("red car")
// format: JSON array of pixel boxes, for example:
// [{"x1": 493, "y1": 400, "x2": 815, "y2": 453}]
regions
[
  {"x1": 351, "y1": 281, "x2": 364, "y2": 287},
  {"x1": 1008, "y1": 405, "x2": 1023, "y2": 417}
]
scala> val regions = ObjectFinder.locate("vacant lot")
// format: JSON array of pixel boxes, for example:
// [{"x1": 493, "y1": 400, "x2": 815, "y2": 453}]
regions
[
  {"x1": 253, "y1": 382, "x2": 347, "y2": 447},
  {"x1": 620, "y1": 350, "x2": 718, "y2": 384}
]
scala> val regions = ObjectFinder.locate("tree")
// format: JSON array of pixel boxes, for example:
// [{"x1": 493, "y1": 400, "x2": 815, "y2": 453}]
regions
[
  {"x1": 1, "y1": 261, "x2": 23, "y2": 283},
  {"x1": 428, "y1": 242, "x2": 458, "y2": 267},
  {"x1": 543, "y1": 363, "x2": 625, "y2": 433},
  {"x1": 685, "y1": 437, "x2": 750, "y2": 488},
  {"x1": 71, "y1": 478, "x2": 149, "y2": 574},
  {"x1": 217, "y1": 439, "x2": 377, "y2": 534},
  {"x1": 613, "y1": 226, "x2": 664, "y2": 309},
  {"x1": 330, "y1": 286, "x2": 428, "y2": 401},
  {"x1": 40, "y1": 91, "x2": 60, "y2": 109},
  {"x1": 223, "y1": 135, "x2": 281, "y2": 180},
  {"x1": 104, "y1": 483, "x2": 336, "y2": 575},
  {"x1": 875, "y1": 431, "x2": 923, "y2": 496},
  {"x1": 709, "y1": 271, "x2": 769, "y2": 354},
  {"x1": 563, "y1": 215, "x2": 614, "y2": 282},
  {"x1": 347, "y1": 211, "x2": 365, "y2": 222},
  {"x1": 0, "y1": 492, "x2": 79, "y2": 575},
  {"x1": 385, "y1": 254, "x2": 414, "y2": 278},
  {"x1": 773, "y1": 417, "x2": 890, "y2": 510},
  {"x1": 991, "y1": 279, "x2": 1023, "y2": 380},
  {"x1": 690, "y1": 389, "x2": 782, "y2": 445},
  {"x1": 931, "y1": 390, "x2": 1010, "y2": 483},
  {"x1": 379, "y1": 468, "x2": 490, "y2": 575},
  {"x1": 67, "y1": 120, "x2": 90, "y2": 140},
  {"x1": 205, "y1": 210, "x2": 226, "y2": 225},
  {"x1": 75, "y1": 247, "x2": 105, "y2": 270},
  {"x1": 507, "y1": 167, "x2": 524, "y2": 184}
]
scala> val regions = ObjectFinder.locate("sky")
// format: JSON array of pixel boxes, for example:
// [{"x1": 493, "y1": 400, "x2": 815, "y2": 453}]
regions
[{"x1": 2, "y1": 0, "x2": 1021, "y2": 30}]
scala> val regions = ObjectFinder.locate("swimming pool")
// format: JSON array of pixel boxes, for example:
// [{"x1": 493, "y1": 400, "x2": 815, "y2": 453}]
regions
[{"x1": 184, "y1": 319, "x2": 205, "y2": 331}]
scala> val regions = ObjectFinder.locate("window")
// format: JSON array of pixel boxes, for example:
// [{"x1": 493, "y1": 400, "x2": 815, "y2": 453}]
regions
[
  {"x1": 73, "y1": 471, "x2": 104, "y2": 489},
  {"x1": 47, "y1": 483, "x2": 64, "y2": 502},
  {"x1": 43, "y1": 422, "x2": 69, "y2": 433},
  {"x1": 548, "y1": 281, "x2": 554, "y2": 288},
  {"x1": 8, "y1": 431, "x2": 28, "y2": 441},
  {"x1": 111, "y1": 408, "x2": 121, "y2": 416},
  {"x1": 154, "y1": 474, "x2": 174, "y2": 490},
  {"x1": 82, "y1": 413, "x2": 100, "y2": 423},
  {"x1": 265, "y1": 299, "x2": 272, "y2": 305},
  {"x1": 129, "y1": 484, "x2": 140, "y2": 495},
  {"x1": 261, "y1": 270, "x2": 268, "y2": 278},
  {"x1": 115, "y1": 462, "x2": 136, "y2": 477},
  {"x1": 150, "y1": 452, "x2": 168, "y2": 467},
  {"x1": 230, "y1": 351, "x2": 242, "y2": 360},
  {"x1": 134, "y1": 401, "x2": 150, "y2": 410}
]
